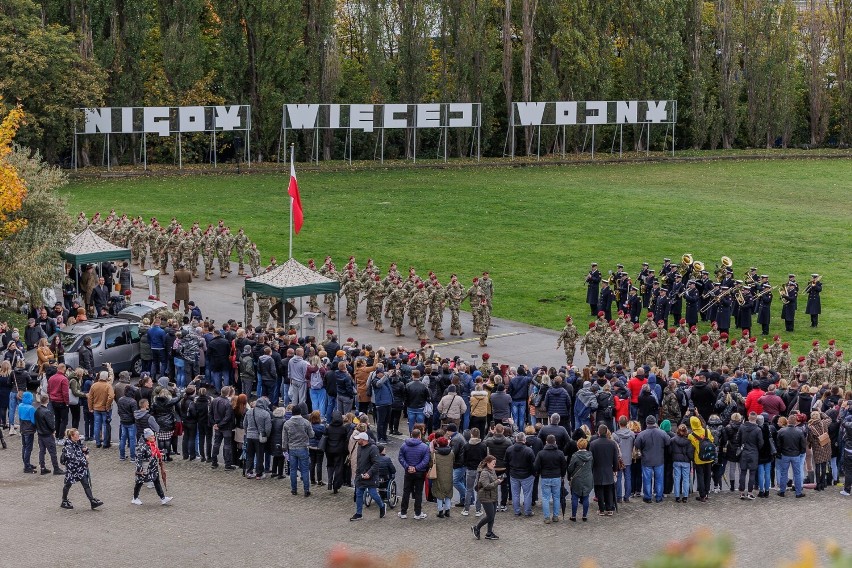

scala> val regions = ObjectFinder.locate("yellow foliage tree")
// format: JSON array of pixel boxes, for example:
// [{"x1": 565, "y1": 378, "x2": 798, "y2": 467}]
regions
[{"x1": 0, "y1": 99, "x2": 27, "y2": 239}]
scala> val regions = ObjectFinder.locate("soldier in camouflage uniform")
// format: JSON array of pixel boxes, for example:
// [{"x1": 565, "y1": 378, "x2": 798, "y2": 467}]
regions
[
  {"x1": 189, "y1": 226, "x2": 202, "y2": 278},
  {"x1": 248, "y1": 242, "x2": 262, "y2": 277},
  {"x1": 428, "y1": 281, "x2": 447, "y2": 340},
  {"x1": 257, "y1": 295, "x2": 271, "y2": 329},
  {"x1": 157, "y1": 227, "x2": 172, "y2": 275},
  {"x1": 177, "y1": 231, "x2": 193, "y2": 271},
  {"x1": 670, "y1": 338, "x2": 688, "y2": 371},
  {"x1": 243, "y1": 285, "x2": 255, "y2": 327},
  {"x1": 725, "y1": 340, "x2": 742, "y2": 370},
  {"x1": 774, "y1": 342, "x2": 792, "y2": 378},
  {"x1": 223, "y1": 228, "x2": 235, "y2": 273},
  {"x1": 340, "y1": 272, "x2": 361, "y2": 326},
  {"x1": 234, "y1": 228, "x2": 250, "y2": 276},
  {"x1": 757, "y1": 344, "x2": 774, "y2": 368},
  {"x1": 580, "y1": 322, "x2": 600, "y2": 367},
  {"x1": 686, "y1": 326, "x2": 700, "y2": 350},
  {"x1": 147, "y1": 222, "x2": 160, "y2": 270},
  {"x1": 319, "y1": 257, "x2": 337, "y2": 320},
  {"x1": 638, "y1": 331, "x2": 664, "y2": 368},
  {"x1": 811, "y1": 358, "x2": 831, "y2": 386},
  {"x1": 609, "y1": 328, "x2": 630, "y2": 366},
  {"x1": 388, "y1": 280, "x2": 408, "y2": 337},
  {"x1": 202, "y1": 229, "x2": 216, "y2": 281},
  {"x1": 675, "y1": 319, "x2": 690, "y2": 342},
  {"x1": 708, "y1": 342, "x2": 725, "y2": 370},
  {"x1": 769, "y1": 335, "x2": 782, "y2": 360},
  {"x1": 446, "y1": 275, "x2": 465, "y2": 336},
  {"x1": 824, "y1": 340, "x2": 838, "y2": 366},
  {"x1": 640, "y1": 312, "x2": 656, "y2": 338},
  {"x1": 707, "y1": 321, "x2": 720, "y2": 345},
  {"x1": 695, "y1": 335, "x2": 711, "y2": 366},
  {"x1": 476, "y1": 296, "x2": 490, "y2": 347},
  {"x1": 627, "y1": 323, "x2": 645, "y2": 366},
  {"x1": 830, "y1": 351, "x2": 847, "y2": 389},
  {"x1": 739, "y1": 348, "x2": 757, "y2": 372},
  {"x1": 366, "y1": 275, "x2": 385, "y2": 332},
  {"x1": 306, "y1": 259, "x2": 321, "y2": 312},
  {"x1": 76, "y1": 212, "x2": 88, "y2": 233},
  {"x1": 662, "y1": 327, "x2": 678, "y2": 362},
  {"x1": 556, "y1": 316, "x2": 580, "y2": 366},
  {"x1": 408, "y1": 282, "x2": 429, "y2": 341},
  {"x1": 215, "y1": 228, "x2": 229, "y2": 278},
  {"x1": 480, "y1": 271, "x2": 493, "y2": 312}
]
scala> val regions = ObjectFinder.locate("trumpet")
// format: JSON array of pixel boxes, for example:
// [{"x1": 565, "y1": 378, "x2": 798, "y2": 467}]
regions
[
  {"x1": 805, "y1": 275, "x2": 821, "y2": 293},
  {"x1": 753, "y1": 287, "x2": 773, "y2": 301}
]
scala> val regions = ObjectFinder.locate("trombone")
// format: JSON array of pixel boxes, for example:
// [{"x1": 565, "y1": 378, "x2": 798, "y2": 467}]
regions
[{"x1": 804, "y1": 275, "x2": 821, "y2": 293}]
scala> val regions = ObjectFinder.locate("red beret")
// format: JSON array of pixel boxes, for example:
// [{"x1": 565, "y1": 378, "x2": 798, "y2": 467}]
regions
[
  {"x1": 742, "y1": 330, "x2": 748, "y2": 336},
  {"x1": 417, "y1": 283, "x2": 424, "y2": 289},
  {"x1": 797, "y1": 356, "x2": 806, "y2": 362},
  {"x1": 598, "y1": 311, "x2": 605, "y2": 317},
  {"x1": 408, "y1": 353, "x2": 417, "y2": 360},
  {"x1": 679, "y1": 318, "x2": 686, "y2": 324},
  {"x1": 482, "y1": 353, "x2": 490, "y2": 359},
  {"x1": 326, "y1": 330, "x2": 334, "y2": 335},
  {"x1": 731, "y1": 339, "x2": 737, "y2": 346},
  {"x1": 773, "y1": 335, "x2": 780, "y2": 341},
  {"x1": 690, "y1": 325, "x2": 697, "y2": 332},
  {"x1": 782, "y1": 342, "x2": 789, "y2": 349},
  {"x1": 668, "y1": 327, "x2": 676, "y2": 334},
  {"x1": 589, "y1": 322, "x2": 596, "y2": 328},
  {"x1": 835, "y1": 351, "x2": 843, "y2": 357},
  {"x1": 347, "y1": 337, "x2": 354, "y2": 342},
  {"x1": 762, "y1": 343, "x2": 769, "y2": 350},
  {"x1": 720, "y1": 332, "x2": 728, "y2": 338},
  {"x1": 618, "y1": 310, "x2": 624, "y2": 316},
  {"x1": 565, "y1": 316, "x2": 572, "y2": 322},
  {"x1": 749, "y1": 337, "x2": 756, "y2": 343},
  {"x1": 171, "y1": 302, "x2": 179, "y2": 309},
  {"x1": 609, "y1": 322, "x2": 616, "y2": 329},
  {"x1": 657, "y1": 320, "x2": 664, "y2": 326},
  {"x1": 123, "y1": 290, "x2": 131, "y2": 296},
  {"x1": 713, "y1": 341, "x2": 720, "y2": 349},
  {"x1": 746, "y1": 348, "x2": 753, "y2": 354},
  {"x1": 812, "y1": 340, "x2": 819, "y2": 346},
  {"x1": 647, "y1": 312, "x2": 654, "y2": 318},
  {"x1": 818, "y1": 358, "x2": 825, "y2": 364},
  {"x1": 700, "y1": 335, "x2": 709, "y2": 342},
  {"x1": 649, "y1": 332, "x2": 658, "y2": 339},
  {"x1": 828, "y1": 339, "x2": 836, "y2": 345},
  {"x1": 420, "y1": 339, "x2": 428, "y2": 347},
  {"x1": 680, "y1": 338, "x2": 688, "y2": 344},
  {"x1": 472, "y1": 277, "x2": 479, "y2": 282},
  {"x1": 633, "y1": 323, "x2": 641, "y2": 330}
]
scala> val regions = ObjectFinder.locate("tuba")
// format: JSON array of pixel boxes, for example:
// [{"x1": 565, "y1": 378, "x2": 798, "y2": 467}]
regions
[
  {"x1": 721, "y1": 256, "x2": 732, "y2": 268},
  {"x1": 693, "y1": 260, "x2": 705, "y2": 272}
]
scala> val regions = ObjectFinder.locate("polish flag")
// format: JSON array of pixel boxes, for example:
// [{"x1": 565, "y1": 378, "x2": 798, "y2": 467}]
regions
[{"x1": 288, "y1": 151, "x2": 303, "y2": 234}]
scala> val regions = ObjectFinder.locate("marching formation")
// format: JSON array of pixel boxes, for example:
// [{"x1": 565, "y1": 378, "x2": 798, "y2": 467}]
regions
[{"x1": 78, "y1": 210, "x2": 264, "y2": 280}]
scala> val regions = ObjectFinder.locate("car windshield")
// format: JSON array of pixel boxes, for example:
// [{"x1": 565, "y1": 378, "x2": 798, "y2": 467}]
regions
[
  {"x1": 60, "y1": 330, "x2": 102, "y2": 351},
  {"x1": 118, "y1": 305, "x2": 150, "y2": 318}
]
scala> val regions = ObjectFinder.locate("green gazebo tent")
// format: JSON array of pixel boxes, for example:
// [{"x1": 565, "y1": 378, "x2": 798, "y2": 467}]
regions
[{"x1": 61, "y1": 228, "x2": 131, "y2": 265}]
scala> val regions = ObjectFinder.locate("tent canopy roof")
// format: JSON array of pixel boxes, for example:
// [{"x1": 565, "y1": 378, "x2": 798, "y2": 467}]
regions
[
  {"x1": 244, "y1": 258, "x2": 340, "y2": 298},
  {"x1": 61, "y1": 228, "x2": 131, "y2": 265}
]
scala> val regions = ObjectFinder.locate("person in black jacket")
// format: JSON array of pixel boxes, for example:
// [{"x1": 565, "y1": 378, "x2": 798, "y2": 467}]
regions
[
  {"x1": 736, "y1": 412, "x2": 764, "y2": 499},
  {"x1": 589, "y1": 425, "x2": 619, "y2": 514},
  {"x1": 77, "y1": 337, "x2": 95, "y2": 377},
  {"x1": 117, "y1": 388, "x2": 139, "y2": 461},
  {"x1": 404, "y1": 373, "x2": 430, "y2": 434},
  {"x1": 194, "y1": 388, "x2": 212, "y2": 462},
  {"x1": 388, "y1": 371, "x2": 406, "y2": 435},
  {"x1": 504, "y1": 432, "x2": 536, "y2": 516},
  {"x1": 462, "y1": 427, "x2": 488, "y2": 516},
  {"x1": 210, "y1": 386, "x2": 236, "y2": 469},
  {"x1": 179, "y1": 386, "x2": 198, "y2": 461},
  {"x1": 324, "y1": 412, "x2": 350, "y2": 493},
  {"x1": 534, "y1": 435, "x2": 567, "y2": 523},
  {"x1": 35, "y1": 395, "x2": 63, "y2": 475},
  {"x1": 586, "y1": 263, "x2": 601, "y2": 316},
  {"x1": 690, "y1": 377, "x2": 717, "y2": 423},
  {"x1": 636, "y1": 385, "x2": 659, "y2": 428},
  {"x1": 776, "y1": 416, "x2": 807, "y2": 497}
]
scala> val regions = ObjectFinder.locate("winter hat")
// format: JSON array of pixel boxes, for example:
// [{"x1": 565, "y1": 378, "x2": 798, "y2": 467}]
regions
[
  {"x1": 659, "y1": 419, "x2": 671, "y2": 433},
  {"x1": 243, "y1": 345, "x2": 252, "y2": 354},
  {"x1": 143, "y1": 428, "x2": 155, "y2": 439},
  {"x1": 291, "y1": 405, "x2": 302, "y2": 416},
  {"x1": 353, "y1": 431, "x2": 368, "y2": 441},
  {"x1": 646, "y1": 415, "x2": 657, "y2": 426}
]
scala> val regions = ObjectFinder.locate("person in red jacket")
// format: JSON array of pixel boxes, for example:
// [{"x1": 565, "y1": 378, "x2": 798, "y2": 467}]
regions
[
  {"x1": 744, "y1": 382, "x2": 765, "y2": 416},
  {"x1": 47, "y1": 363, "x2": 70, "y2": 439},
  {"x1": 626, "y1": 368, "x2": 647, "y2": 421}
]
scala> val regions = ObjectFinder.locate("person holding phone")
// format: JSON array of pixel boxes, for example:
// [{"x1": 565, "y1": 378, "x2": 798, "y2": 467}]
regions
[{"x1": 471, "y1": 455, "x2": 501, "y2": 540}]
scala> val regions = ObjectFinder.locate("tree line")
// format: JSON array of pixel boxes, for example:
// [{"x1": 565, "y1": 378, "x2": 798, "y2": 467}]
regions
[{"x1": 1, "y1": 0, "x2": 851, "y2": 166}]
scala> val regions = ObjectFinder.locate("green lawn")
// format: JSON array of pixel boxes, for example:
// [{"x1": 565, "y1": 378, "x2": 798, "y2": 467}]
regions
[{"x1": 63, "y1": 158, "x2": 852, "y2": 356}]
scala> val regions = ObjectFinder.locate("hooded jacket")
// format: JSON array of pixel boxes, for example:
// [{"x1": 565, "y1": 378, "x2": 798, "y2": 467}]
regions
[
  {"x1": 544, "y1": 385, "x2": 571, "y2": 416},
  {"x1": 243, "y1": 398, "x2": 272, "y2": 440},
  {"x1": 688, "y1": 416, "x2": 714, "y2": 464},
  {"x1": 485, "y1": 433, "x2": 513, "y2": 469},
  {"x1": 566, "y1": 449, "x2": 594, "y2": 497},
  {"x1": 324, "y1": 414, "x2": 349, "y2": 456},
  {"x1": 612, "y1": 427, "x2": 636, "y2": 464},
  {"x1": 269, "y1": 407, "x2": 287, "y2": 456},
  {"x1": 281, "y1": 414, "x2": 313, "y2": 451},
  {"x1": 736, "y1": 420, "x2": 764, "y2": 468},
  {"x1": 634, "y1": 424, "x2": 671, "y2": 467},
  {"x1": 152, "y1": 392, "x2": 181, "y2": 431},
  {"x1": 534, "y1": 443, "x2": 568, "y2": 478},
  {"x1": 505, "y1": 440, "x2": 536, "y2": 479},
  {"x1": 258, "y1": 354, "x2": 277, "y2": 383},
  {"x1": 134, "y1": 408, "x2": 159, "y2": 435},
  {"x1": 398, "y1": 437, "x2": 431, "y2": 472},
  {"x1": 18, "y1": 392, "x2": 36, "y2": 434},
  {"x1": 117, "y1": 394, "x2": 139, "y2": 425},
  {"x1": 35, "y1": 403, "x2": 56, "y2": 437},
  {"x1": 462, "y1": 437, "x2": 488, "y2": 470},
  {"x1": 574, "y1": 385, "x2": 598, "y2": 421}
]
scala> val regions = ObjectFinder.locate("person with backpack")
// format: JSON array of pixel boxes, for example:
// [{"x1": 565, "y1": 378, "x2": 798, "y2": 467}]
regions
[
  {"x1": 308, "y1": 357, "x2": 328, "y2": 423},
  {"x1": 688, "y1": 414, "x2": 715, "y2": 502}
]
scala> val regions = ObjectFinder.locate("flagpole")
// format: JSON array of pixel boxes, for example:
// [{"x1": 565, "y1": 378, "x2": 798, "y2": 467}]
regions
[{"x1": 289, "y1": 144, "x2": 294, "y2": 260}]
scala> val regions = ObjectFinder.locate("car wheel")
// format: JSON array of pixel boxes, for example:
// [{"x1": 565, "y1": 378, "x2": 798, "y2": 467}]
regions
[{"x1": 131, "y1": 357, "x2": 142, "y2": 377}]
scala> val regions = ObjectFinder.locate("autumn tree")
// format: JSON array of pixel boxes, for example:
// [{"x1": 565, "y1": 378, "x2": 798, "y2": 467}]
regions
[{"x1": 0, "y1": 102, "x2": 27, "y2": 240}]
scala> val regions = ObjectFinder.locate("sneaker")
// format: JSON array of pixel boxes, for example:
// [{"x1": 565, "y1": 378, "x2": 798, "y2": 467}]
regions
[
  {"x1": 224, "y1": 465, "x2": 236, "y2": 470},
  {"x1": 414, "y1": 513, "x2": 428, "y2": 520},
  {"x1": 349, "y1": 514, "x2": 363, "y2": 522},
  {"x1": 119, "y1": 457, "x2": 126, "y2": 461},
  {"x1": 747, "y1": 493, "x2": 756, "y2": 500},
  {"x1": 90, "y1": 499, "x2": 104, "y2": 510},
  {"x1": 398, "y1": 512, "x2": 407, "y2": 519},
  {"x1": 475, "y1": 510, "x2": 483, "y2": 517},
  {"x1": 484, "y1": 533, "x2": 499, "y2": 540},
  {"x1": 53, "y1": 469, "x2": 65, "y2": 475},
  {"x1": 379, "y1": 505, "x2": 386, "y2": 518},
  {"x1": 437, "y1": 510, "x2": 445, "y2": 518},
  {"x1": 131, "y1": 498, "x2": 143, "y2": 505},
  {"x1": 713, "y1": 486, "x2": 720, "y2": 494},
  {"x1": 461, "y1": 510, "x2": 469, "y2": 516},
  {"x1": 60, "y1": 500, "x2": 73, "y2": 510},
  {"x1": 147, "y1": 482, "x2": 154, "y2": 489},
  {"x1": 795, "y1": 493, "x2": 806, "y2": 498},
  {"x1": 544, "y1": 518, "x2": 551, "y2": 524},
  {"x1": 160, "y1": 496, "x2": 173, "y2": 505},
  {"x1": 471, "y1": 525, "x2": 481, "y2": 540},
  {"x1": 552, "y1": 516, "x2": 560, "y2": 523},
  {"x1": 40, "y1": 468, "x2": 51, "y2": 475},
  {"x1": 840, "y1": 491, "x2": 850, "y2": 496},
  {"x1": 777, "y1": 491, "x2": 786, "y2": 497}
]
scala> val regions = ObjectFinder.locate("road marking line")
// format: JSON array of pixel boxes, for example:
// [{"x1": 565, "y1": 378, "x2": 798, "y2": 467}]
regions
[{"x1": 431, "y1": 332, "x2": 523, "y2": 347}]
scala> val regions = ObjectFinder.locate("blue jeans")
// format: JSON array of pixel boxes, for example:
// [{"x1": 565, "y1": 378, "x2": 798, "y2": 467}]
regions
[
  {"x1": 757, "y1": 462, "x2": 771, "y2": 492},
  {"x1": 288, "y1": 448, "x2": 311, "y2": 494},
  {"x1": 436, "y1": 496, "x2": 452, "y2": 512},
  {"x1": 407, "y1": 407, "x2": 425, "y2": 434},
  {"x1": 310, "y1": 389, "x2": 327, "y2": 417},
  {"x1": 8, "y1": 392, "x2": 18, "y2": 426},
  {"x1": 510, "y1": 475, "x2": 534, "y2": 514},
  {"x1": 642, "y1": 464, "x2": 664, "y2": 501},
  {"x1": 453, "y1": 467, "x2": 467, "y2": 504},
  {"x1": 93, "y1": 410, "x2": 109, "y2": 446},
  {"x1": 511, "y1": 401, "x2": 526, "y2": 429},
  {"x1": 571, "y1": 492, "x2": 590, "y2": 518},
  {"x1": 119, "y1": 424, "x2": 137, "y2": 460},
  {"x1": 540, "y1": 477, "x2": 561, "y2": 519},
  {"x1": 211, "y1": 370, "x2": 227, "y2": 393},
  {"x1": 21, "y1": 432, "x2": 34, "y2": 467},
  {"x1": 174, "y1": 358, "x2": 186, "y2": 388},
  {"x1": 355, "y1": 486, "x2": 383, "y2": 516},
  {"x1": 616, "y1": 464, "x2": 632, "y2": 500},
  {"x1": 462, "y1": 398, "x2": 470, "y2": 431},
  {"x1": 324, "y1": 396, "x2": 336, "y2": 423},
  {"x1": 778, "y1": 454, "x2": 803, "y2": 495},
  {"x1": 673, "y1": 462, "x2": 691, "y2": 498}
]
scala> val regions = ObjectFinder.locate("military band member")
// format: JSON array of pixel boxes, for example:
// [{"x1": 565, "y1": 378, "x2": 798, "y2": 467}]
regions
[
  {"x1": 655, "y1": 288, "x2": 671, "y2": 329},
  {"x1": 615, "y1": 264, "x2": 629, "y2": 306},
  {"x1": 669, "y1": 274, "x2": 684, "y2": 322},
  {"x1": 585, "y1": 263, "x2": 601, "y2": 316},
  {"x1": 756, "y1": 283, "x2": 772, "y2": 336},
  {"x1": 660, "y1": 257, "x2": 674, "y2": 281},
  {"x1": 747, "y1": 267, "x2": 760, "y2": 288},
  {"x1": 735, "y1": 287, "x2": 755, "y2": 334},
  {"x1": 624, "y1": 286, "x2": 642, "y2": 324},
  {"x1": 683, "y1": 280, "x2": 699, "y2": 327},
  {"x1": 805, "y1": 273, "x2": 822, "y2": 328},
  {"x1": 781, "y1": 281, "x2": 798, "y2": 332},
  {"x1": 647, "y1": 280, "x2": 661, "y2": 314},
  {"x1": 598, "y1": 279, "x2": 614, "y2": 321},
  {"x1": 642, "y1": 269, "x2": 656, "y2": 309},
  {"x1": 715, "y1": 286, "x2": 733, "y2": 336}
]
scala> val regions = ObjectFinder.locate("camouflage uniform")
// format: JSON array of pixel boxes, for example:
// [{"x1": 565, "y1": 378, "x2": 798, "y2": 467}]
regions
[
  {"x1": 388, "y1": 284, "x2": 408, "y2": 336},
  {"x1": 233, "y1": 229, "x2": 249, "y2": 275},
  {"x1": 223, "y1": 229, "x2": 235, "y2": 273},
  {"x1": 775, "y1": 349, "x2": 792, "y2": 379},
  {"x1": 707, "y1": 347, "x2": 725, "y2": 371},
  {"x1": 340, "y1": 277, "x2": 361, "y2": 326},
  {"x1": 408, "y1": 285, "x2": 429, "y2": 340},
  {"x1": 823, "y1": 345, "x2": 838, "y2": 366},
  {"x1": 639, "y1": 337, "x2": 663, "y2": 368},
  {"x1": 248, "y1": 243, "x2": 261, "y2": 277},
  {"x1": 215, "y1": 229, "x2": 229, "y2": 277},
  {"x1": 757, "y1": 350, "x2": 774, "y2": 369},
  {"x1": 446, "y1": 279, "x2": 465, "y2": 336},
  {"x1": 428, "y1": 283, "x2": 446, "y2": 339},
  {"x1": 581, "y1": 326, "x2": 600, "y2": 366},
  {"x1": 609, "y1": 332, "x2": 629, "y2": 366},
  {"x1": 739, "y1": 351, "x2": 757, "y2": 372},
  {"x1": 830, "y1": 359, "x2": 848, "y2": 389},
  {"x1": 479, "y1": 274, "x2": 493, "y2": 311},
  {"x1": 76, "y1": 212, "x2": 88, "y2": 233},
  {"x1": 556, "y1": 320, "x2": 580, "y2": 366},
  {"x1": 319, "y1": 263, "x2": 337, "y2": 320},
  {"x1": 669, "y1": 344, "x2": 685, "y2": 371},
  {"x1": 178, "y1": 232, "x2": 194, "y2": 270},
  {"x1": 202, "y1": 230, "x2": 216, "y2": 281},
  {"x1": 675, "y1": 323, "x2": 690, "y2": 342},
  {"x1": 148, "y1": 225, "x2": 161, "y2": 270},
  {"x1": 366, "y1": 278, "x2": 385, "y2": 332},
  {"x1": 189, "y1": 228, "x2": 202, "y2": 278},
  {"x1": 167, "y1": 228, "x2": 182, "y2": 272},
  {"x1": 477, "y1": 297, "x2": 491, "y2": 346},
  {"x1": 306, "y1": 259, "x2": 321, "y2": 312},
  {"x1": 628, "y1": 328, "x2": 645, "y2": 365},
  {"x1": 257, "y1": 295, "x2": 271, "y2": 329},
  {"x1": 243, "y1": 287, "x2": 255, "y2": 327},
  {"x1": 157, "y1": 229, "x2": 172, "y2": 275}
]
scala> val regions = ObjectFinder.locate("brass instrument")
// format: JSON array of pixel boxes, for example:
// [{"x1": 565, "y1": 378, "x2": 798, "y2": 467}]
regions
[
  {"x1": 735, "y1": 287, "x2": 746, "y2": 306},
  {"x1": 804, "y1": 275, "x2": 821, "y2": 293},
  {"x1": 778, "y1": 284, "x2": 790, "y2": 305},
  {"x1": 701, "y1": 289, "x2": 716, "y2": 299},
  {"x1": 682, "y1": 253, "x2": 693, "y2": 265},
  {"x1": 693, "y1": 261, "x2": 705, "y2": 272},
  {"x1": 700, "y1": 285, "x2": 737, "y2": 313},
  {"x1": 753, "y1": 287, "x2": 772, "y2": 301},
  {"x1": 721, "y1": 256, "x2": 732, "y2": 268}
]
